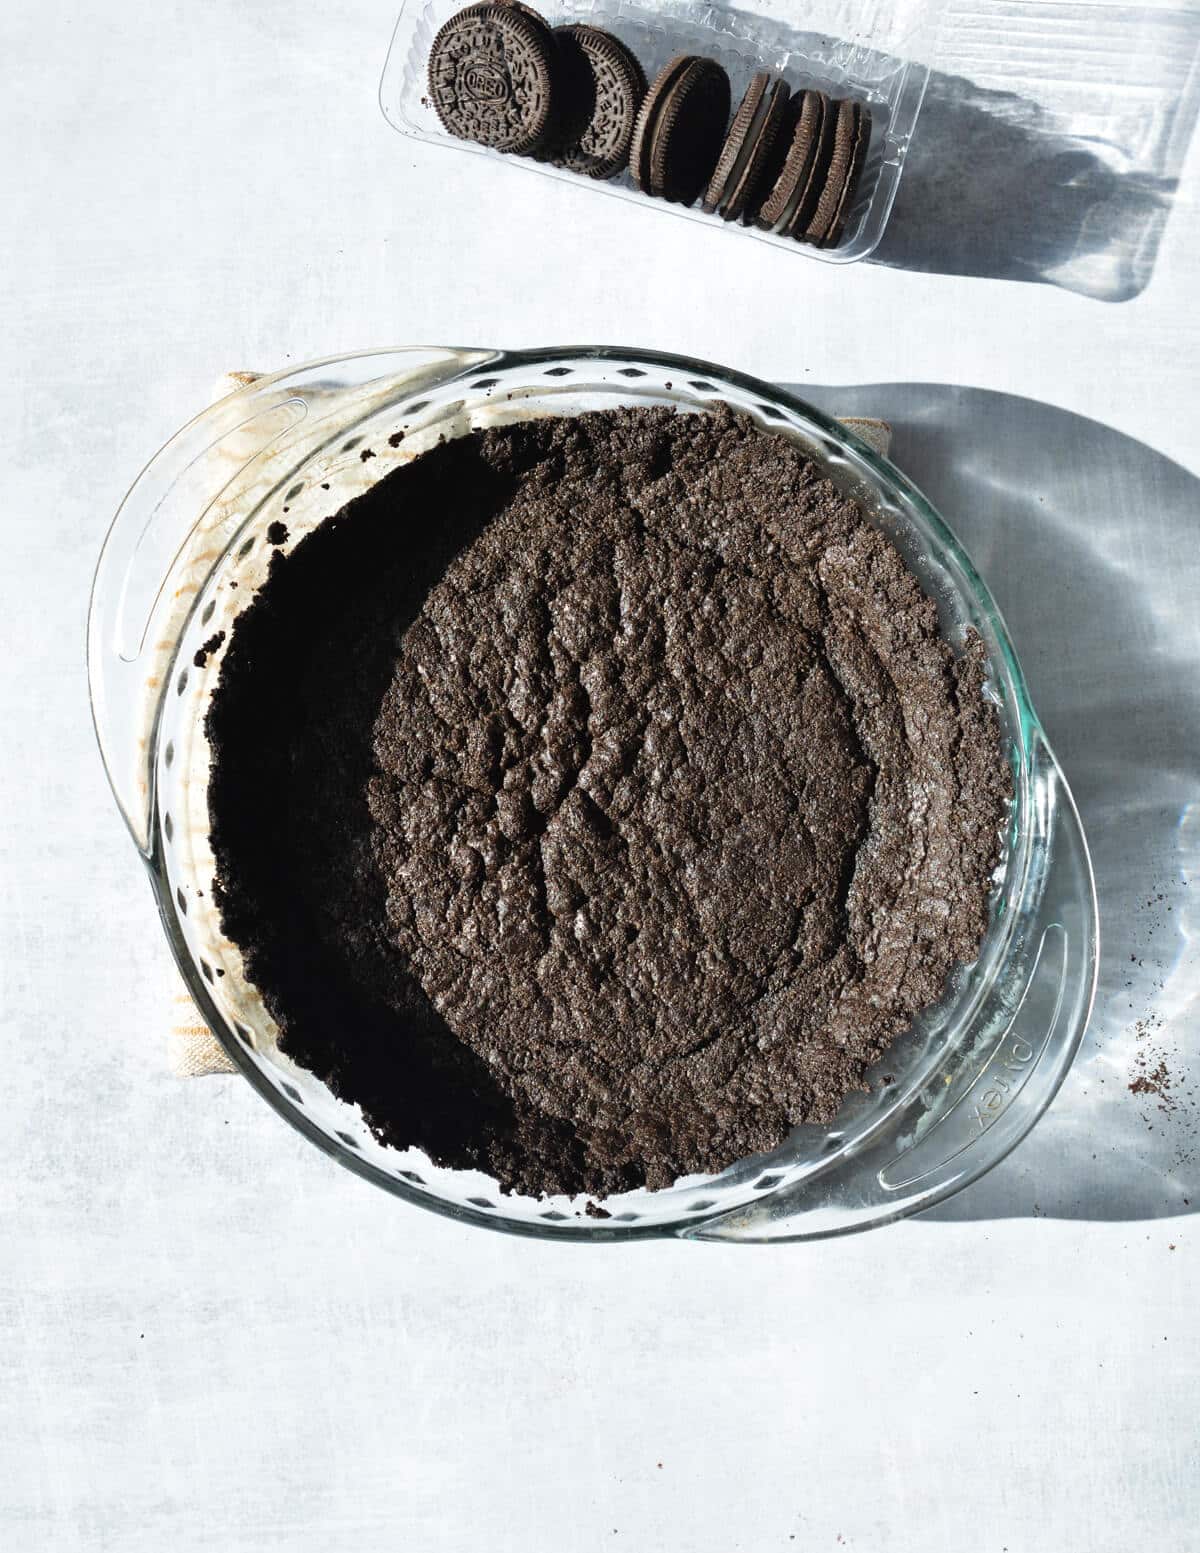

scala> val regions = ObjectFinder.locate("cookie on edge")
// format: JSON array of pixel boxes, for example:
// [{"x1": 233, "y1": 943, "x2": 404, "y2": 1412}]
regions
[
  {"x1": 629, "y1": 54, "x2": 691, "y2": 193},
  {"x1": 552, "y1": 24, "x2": 647, "y2": 179},
  {"x1": 702, "y1": 71, "x2": 791, "y2": 222},
  {"x1": 754, "y1": 89, "x2": 828, "y2": 235},
  {"x1": 428, "y1": 2, "x2": 559, "y2": 157},
  {"x1": 531, "y1": 23, "x2": 597, "y2": 163},
  {"x1": 631, "y1": 55, "x2": 731, "y2": 206},
  {"x1": 806, "y1": 100, "x2": 872, "y2": 248}
]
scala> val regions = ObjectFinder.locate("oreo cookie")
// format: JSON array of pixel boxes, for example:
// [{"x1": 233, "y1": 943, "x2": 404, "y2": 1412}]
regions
[
  {"x1": 804, "y1": 100, "x2": 871, "y2": 248},
  {"x1": 702, "y1": 70, "x2": 791, "y2": 222},
  {"x1": 530, "y1": 24, "x2": 597, "y2": 164},
  {"x1": 552, "y1": 24, "x2": 646, "y2": 180},
  {"x1": 755, "y1": 89, "x2": 829, "y2": 236},
  {"x1": 631, "y1": 55, "x2": 731, "y2": 206},
  {"x1": 428, "y1": 2, "x2": 558, "y2": 156},
  {"x1": 426, "y1": 5, "x2": 872, "y2": 247},
  {"x1": 630, "y1": 53, "x2": 689, "y2": 192}
]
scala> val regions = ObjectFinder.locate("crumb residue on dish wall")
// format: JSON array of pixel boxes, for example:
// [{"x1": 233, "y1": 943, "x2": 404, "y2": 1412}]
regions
[{"x1": 193, "y1": 631, "x2": 225, "y2": 668}]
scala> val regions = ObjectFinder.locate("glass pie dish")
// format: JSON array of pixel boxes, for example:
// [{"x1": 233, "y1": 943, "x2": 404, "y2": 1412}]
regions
[{"x1": 88, "y1": 346, "x2": 1098, "y2": 1240}]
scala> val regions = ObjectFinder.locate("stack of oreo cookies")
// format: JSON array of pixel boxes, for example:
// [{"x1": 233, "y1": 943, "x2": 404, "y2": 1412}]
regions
[
  {"x1": 749, "y1": 89, "x2": 870, "y2": 248},
  {"x1": 428, "y1": 3, "x2": 646, "y2": 181},
  {"x1": 427, "y1": 1, "x2": 872, "y2": 248}
]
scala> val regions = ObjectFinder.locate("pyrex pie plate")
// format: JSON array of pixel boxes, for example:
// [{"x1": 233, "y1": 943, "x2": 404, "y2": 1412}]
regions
[{"x1": 88, "y1": 347, "x2": 1098, "y2": 1240}]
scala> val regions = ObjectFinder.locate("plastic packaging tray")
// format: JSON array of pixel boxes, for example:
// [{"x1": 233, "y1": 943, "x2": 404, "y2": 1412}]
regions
[{"x1": 380, "y1": 0, "x2": 940, "y2": 262}]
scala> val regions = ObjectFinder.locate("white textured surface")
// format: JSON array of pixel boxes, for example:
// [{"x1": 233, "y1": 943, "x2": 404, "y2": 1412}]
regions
[{"x1": 2, "y1": 1, "x2": 1199, "y2": 1550}]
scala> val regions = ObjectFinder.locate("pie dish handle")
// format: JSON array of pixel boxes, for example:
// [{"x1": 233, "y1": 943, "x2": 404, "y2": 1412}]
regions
[
  {"x1": 87, "y1": 348, "x2": 494, "y2": 855},
  {"x1": 687, "y1": 733, "x2": 1099, "y2": 1242}
]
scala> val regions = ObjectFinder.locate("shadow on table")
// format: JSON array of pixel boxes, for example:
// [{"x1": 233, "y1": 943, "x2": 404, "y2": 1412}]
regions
[
  {"x1": 785, "y1": 380, "x2": 1200, "y2": 1222},
  {"x1": 871, "y1": 3, "x2": 1200, "y2": 301}
]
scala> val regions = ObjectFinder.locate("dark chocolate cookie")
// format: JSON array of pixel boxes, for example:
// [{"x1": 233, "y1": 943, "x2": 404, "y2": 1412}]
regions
[
  {"x1": 631, "y1": 55, "x2": 731, "y2": 206},
  {"x1": 629, "y1": 55, "x2": 689, "y2": 192},
  {"x1": 552, "y1": 24, "x2": 646, "y2": 179},
  {"x1": 529, "y1": 24, "x2": 597, "y2": 164},
  {"x1": 428, "y1": 2, "x2": 558, "y2": 156},
  {"x1": 702, "y1": 70, "x2": 790, "y2": 222},
  {"x1": 461, "y1": 0, "x2": 545, "y2": 18},
  {"x1": 756, "y1": 89, "x2": 830, "y2": 236},
  {"x1": 805, "y1": 100, "x2": 871, "y2": 248}
]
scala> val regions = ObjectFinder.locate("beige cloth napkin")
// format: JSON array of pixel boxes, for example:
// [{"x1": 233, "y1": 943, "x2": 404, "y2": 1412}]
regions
[{"x1": 170, "y1": 385, "x2": 891, "y2": 1077}]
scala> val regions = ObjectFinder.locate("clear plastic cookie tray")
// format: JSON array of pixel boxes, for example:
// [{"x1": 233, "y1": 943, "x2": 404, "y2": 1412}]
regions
[{"x1": 379, "y1": 0, "x2": 939, "y2": 262}]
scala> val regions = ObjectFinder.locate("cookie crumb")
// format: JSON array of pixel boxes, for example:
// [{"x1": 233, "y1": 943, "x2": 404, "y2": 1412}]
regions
[{"x1": 193, "y1": 631, "x2": 225, "y2": 668}]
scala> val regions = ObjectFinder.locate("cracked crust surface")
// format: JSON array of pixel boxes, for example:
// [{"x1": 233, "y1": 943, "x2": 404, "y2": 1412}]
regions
[{"x1": 207, "y1": 407, "x2": 1010, "y2": 1197}]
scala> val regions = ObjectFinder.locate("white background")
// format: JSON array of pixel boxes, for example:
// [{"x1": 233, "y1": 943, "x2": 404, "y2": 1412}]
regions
[{"x1": 3, "y1": 1, "x2": 1198, "y2": 1549}]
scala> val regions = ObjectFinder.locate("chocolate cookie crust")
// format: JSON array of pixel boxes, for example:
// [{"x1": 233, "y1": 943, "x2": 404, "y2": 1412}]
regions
[{"x1": 207, "y1": 408, "x2": 1010, "y2": 1198}]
